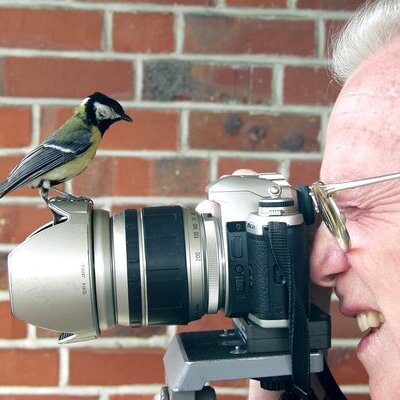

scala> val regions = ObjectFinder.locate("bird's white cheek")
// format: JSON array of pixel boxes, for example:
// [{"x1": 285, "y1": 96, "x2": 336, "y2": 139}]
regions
[{"x1": 94, "y1": 102, "x2": 119, "y2": 120}]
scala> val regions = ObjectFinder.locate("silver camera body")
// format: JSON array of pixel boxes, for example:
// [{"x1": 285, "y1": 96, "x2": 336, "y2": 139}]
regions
[{"x1": 8, "y1": 173, "x2": 307, "y2": 343}]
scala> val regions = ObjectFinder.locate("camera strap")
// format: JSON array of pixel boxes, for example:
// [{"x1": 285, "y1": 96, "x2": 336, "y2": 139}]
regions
[{"x1": 268, "y1": 222, "x2": 317, "y2": 400}]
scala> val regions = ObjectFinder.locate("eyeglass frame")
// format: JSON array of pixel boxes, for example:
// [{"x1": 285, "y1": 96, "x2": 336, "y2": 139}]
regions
[{"x1": 309, "y1": 172, "x2": 400, "y2": 251}]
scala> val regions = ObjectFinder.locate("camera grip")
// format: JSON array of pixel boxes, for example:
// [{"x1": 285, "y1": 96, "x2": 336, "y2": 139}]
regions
[{"x1": 248, "y1": 231, "x2": 288, "y2": 320}]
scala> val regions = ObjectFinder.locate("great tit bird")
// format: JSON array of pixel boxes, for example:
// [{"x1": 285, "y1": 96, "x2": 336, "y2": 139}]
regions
[{"x1": 0, "y1": 92, "x2": 132, "y2": 201}]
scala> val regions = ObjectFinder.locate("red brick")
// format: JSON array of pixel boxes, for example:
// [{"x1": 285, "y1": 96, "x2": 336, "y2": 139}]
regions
[
  {"x1": 218, "y1": 158, "x2": 278, "y2": 177},
  {"x1": 41, "y1": 107, "x2": 177, "y2": 150},
  {"x1": 102, "y1": 109, "x2": 178, "y2": 150},
  {"x1": 0, "y1": 252, "x2": 8, "y2": 290},
  {"x1": 69, "y1": 348, "x2": 164, "y2": 385},
  {"x1": 113, "y1": 13, "x2": 174, "y2": 53},
  {"x1": 250, "y1": 68, "x2": 273, "y2": 102},
  {"x1": 0, "y1": 349, "x2": 59, "y2": 385},
  {"x1": 288, "y1": 160, "x2": 321, "y2": 186},
  {"x1": 0, "y1": 301, "x2": 27, "y2": 338},
  {"x1": 143, "y1": 61, "x2": 272, "y2": 104},
  {"x1": 0, "y1": 205, "x2": 51, "y2": 243},
  {"x1": 189, "y1": 112, "x2": 320, "y2": 152},
  {"x1": 297, "y1": 0, "x2": 364, "y2": 10},
  {"x1": 328, "y1": 347, "x2": 368, "y2": 385},
  {"x1": 89, "y1": 0, "x2": 215, "y2": 5},
  {"x1": 0, "y1": 9, "x2": 102, "y2": 50},
  {"x1": 0, "y1": 107, "x2": 31, "y2": 147},
  {"x1": 2, "y1": 58, "x2": 133, "y2": 99},
  {"x1": 72, "y1": 157, "x2": 209, "y2": 197},
  {"x1": 226, "y1": 0, "x2": 285, "y2": 6},
  {"x1": 0, "y1": 397, "x2": 99, "y2": 400},
  {"x1": 184, "y1": 16, "x2": 315, "y2": 56},
  {"x1": 284, "y1": 66, "x2": 340, "y2": 105},
  {"x1": 40, "y1": 107, "x2": 74, "y2": 142}
]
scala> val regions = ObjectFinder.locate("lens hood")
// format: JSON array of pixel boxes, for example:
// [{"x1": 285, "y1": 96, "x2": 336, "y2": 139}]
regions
[{"x1": 8, "y1": 199, "x2": 111, "y2": 344}]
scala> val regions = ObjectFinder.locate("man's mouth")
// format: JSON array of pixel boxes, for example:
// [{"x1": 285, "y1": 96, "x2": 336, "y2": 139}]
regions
[{"x1": 356, "y1": 310, "x2": 385, "y2": 334}]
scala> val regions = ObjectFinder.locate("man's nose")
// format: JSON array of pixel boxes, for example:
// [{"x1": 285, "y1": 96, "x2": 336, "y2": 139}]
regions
[{"x1": 310, "y1": 223, "x2": 350, "y2": 287}]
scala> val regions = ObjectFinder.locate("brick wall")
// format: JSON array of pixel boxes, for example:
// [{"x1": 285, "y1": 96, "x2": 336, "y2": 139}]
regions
[{"x1": 0, "y1": 1, "x2": 369, "y2": 400}]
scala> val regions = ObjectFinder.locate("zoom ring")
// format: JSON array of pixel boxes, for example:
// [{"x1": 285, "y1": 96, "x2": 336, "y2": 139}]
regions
[{"x1": 203, "y1": 216, "x2": 221, "y2": 314}]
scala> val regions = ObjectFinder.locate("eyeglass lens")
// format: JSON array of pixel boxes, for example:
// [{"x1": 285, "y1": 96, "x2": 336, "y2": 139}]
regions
[{"x1": 309, "y1": 172, "x2": 400, "y2": 251}]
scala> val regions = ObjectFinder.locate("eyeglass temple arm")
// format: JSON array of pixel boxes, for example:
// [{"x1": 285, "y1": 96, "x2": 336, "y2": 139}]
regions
[{"x1": 323, "y1": 172, "x2": 400, "y2": 195}]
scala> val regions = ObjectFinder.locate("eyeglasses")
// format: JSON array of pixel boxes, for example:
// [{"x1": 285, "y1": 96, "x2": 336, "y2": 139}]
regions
[{"x1": 309, "y1": 172, "x2": 400, "y2": 251}]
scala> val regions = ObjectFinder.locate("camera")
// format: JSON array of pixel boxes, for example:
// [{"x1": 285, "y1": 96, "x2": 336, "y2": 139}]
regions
[{"x1": 7, "y1": 173, "x2": 331, "y2": 399}]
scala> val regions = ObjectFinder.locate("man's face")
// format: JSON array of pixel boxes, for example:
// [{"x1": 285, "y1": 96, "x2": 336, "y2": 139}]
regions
[{"x1": 310, "y1": 37, "x2": 400, "y2": 399}]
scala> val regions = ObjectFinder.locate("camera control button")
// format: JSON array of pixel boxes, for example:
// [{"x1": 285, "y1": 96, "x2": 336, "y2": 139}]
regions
[
  {"x1": 231, "y1": 236, "x2": 243, "y2": 258},
  {"x1": 235, "y1": 264, "x2": 244, "y2": 273}
]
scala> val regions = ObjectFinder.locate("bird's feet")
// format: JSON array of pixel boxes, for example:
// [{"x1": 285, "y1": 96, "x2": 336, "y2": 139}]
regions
[
  {"x1": 40, "y1": 186, "x2": 50, "y2": 204},
  {"x1": 40, "y1": 185, "x2": 94, "y2": 205}
]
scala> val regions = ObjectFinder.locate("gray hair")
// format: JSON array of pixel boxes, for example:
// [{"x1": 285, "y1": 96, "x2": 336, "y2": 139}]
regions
[{"x1": 331, "y1": 0, "x2": 400, "y2": 84}]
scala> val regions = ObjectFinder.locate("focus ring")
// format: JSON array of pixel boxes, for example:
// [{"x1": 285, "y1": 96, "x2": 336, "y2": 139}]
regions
[{"x1": 203, "y1": 216, "x2": 220, "y2": 314}]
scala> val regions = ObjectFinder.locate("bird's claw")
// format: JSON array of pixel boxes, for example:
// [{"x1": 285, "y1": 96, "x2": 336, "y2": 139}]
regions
[
  {"x1": 40, "y1": 186, "x2": 93, "y2": 206},
  {"x1": 46, "y1": 195, "x2": 94, "y2": 206},
  {"x1": 62, "y1": 194, "x2": 94, "y2": 205}
]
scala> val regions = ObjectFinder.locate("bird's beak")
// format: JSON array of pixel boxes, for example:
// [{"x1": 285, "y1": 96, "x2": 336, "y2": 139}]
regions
[{"x1": 121, "y1": 113, "x2": 133, "y2": 122}]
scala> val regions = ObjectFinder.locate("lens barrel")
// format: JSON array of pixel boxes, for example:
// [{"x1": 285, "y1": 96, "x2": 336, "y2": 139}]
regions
[{"x1": 112, "y1": 206, "x2": 224, "y2": 327}]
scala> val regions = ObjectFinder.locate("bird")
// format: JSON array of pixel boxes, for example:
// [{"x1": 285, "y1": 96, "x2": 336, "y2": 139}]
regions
[{"x1": 0, "y1": 92, "x2": 132, "y2": 202}]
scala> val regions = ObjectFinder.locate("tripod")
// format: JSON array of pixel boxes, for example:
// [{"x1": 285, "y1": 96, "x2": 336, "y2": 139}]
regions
[{"x1": 160, "y1": 305, "x2": 329, "y2": 400}]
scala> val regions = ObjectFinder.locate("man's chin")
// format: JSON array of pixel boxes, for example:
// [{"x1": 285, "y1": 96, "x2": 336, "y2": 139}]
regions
[{"x1": 358, "y1": 323, "x2": 400, "y2": 399}]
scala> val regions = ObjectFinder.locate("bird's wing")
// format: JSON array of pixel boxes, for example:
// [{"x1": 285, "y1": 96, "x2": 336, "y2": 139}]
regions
[{"x1": 5, "y1": 129, "x2": 92, "y2": 189}]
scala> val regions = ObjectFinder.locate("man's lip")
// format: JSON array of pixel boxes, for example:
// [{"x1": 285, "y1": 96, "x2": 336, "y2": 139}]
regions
[
  {"x1": 335, "y1": 288, "x2": 375, "y2": 317},
  {"x1": 339, "y1": 303, "x2": 385, "y2": 334},
  {"x1": 340, "y1": 303, "x2": 364, "y2": 318},
  {"x1": 339, "y1": 303, "x2": 379, "y2": 318}
]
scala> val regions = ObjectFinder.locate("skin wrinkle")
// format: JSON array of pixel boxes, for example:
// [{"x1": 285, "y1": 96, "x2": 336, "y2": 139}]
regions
[
  {"x1": 335, "y1": 183, "x2": 400, "y2": 211},
  {"x1": 311, "y1": 36, "x2": 400, "y2": 399}
]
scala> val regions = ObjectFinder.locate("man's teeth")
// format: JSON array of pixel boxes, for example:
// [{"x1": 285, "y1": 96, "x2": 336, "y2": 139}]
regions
[{"x1": 356, "y1": 311, "x2": 385, "y2": 333}]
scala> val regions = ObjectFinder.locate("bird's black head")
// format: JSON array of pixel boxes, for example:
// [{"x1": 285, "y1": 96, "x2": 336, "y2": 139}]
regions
[{"x1": 83, "y1": 92, "x2": 133, "y2": 134}]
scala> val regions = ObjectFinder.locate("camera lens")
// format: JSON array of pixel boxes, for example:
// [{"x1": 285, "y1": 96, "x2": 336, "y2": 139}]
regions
[
  {"x1": 7, "y1": 174, "x2": 311, "y2": 343},
  {"x1": 111, "y1": 206, "x2": 225, "y2": 328},
  {"x1": 7, "y1": 201, "x2": 225, "y2": 343}
]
